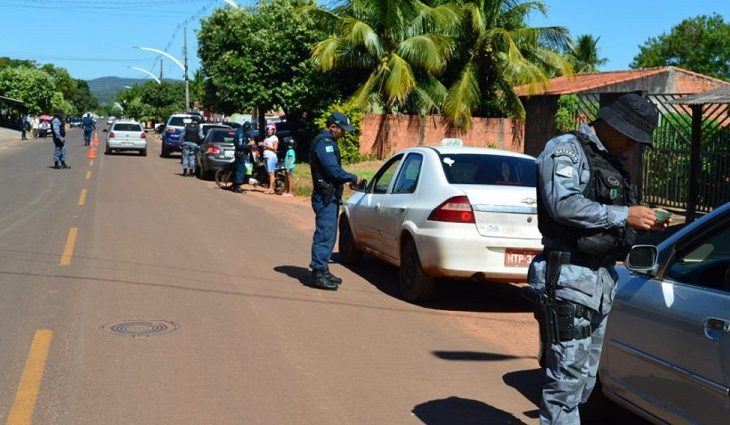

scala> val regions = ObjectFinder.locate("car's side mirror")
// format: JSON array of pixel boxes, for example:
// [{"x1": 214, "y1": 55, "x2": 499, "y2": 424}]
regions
[{"x1": 625, "y1": 245, "x2": 658, "y2": 275}]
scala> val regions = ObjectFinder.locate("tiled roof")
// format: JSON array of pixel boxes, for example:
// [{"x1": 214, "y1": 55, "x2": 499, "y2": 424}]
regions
[
  {"x1": 670, "y1": 84, "x2": 730, "y2": 105},
  {"x1": 515, "y1": 66, "x2": 728, "y2": 97}
]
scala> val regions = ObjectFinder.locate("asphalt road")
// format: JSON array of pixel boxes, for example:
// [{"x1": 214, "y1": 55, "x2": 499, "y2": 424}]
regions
[{"x1": 0, "y1": 127, "x2": 648, "y2": 424}]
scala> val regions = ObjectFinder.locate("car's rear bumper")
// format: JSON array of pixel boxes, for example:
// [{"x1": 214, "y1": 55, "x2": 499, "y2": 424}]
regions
[
  {"x1": 202, "y1": 155, "x2": 234, "y2": 171},
  {"x1": 108, "y1": 141, "x2": 147, "y2": 150},
  {"x1": 414, "y1": 229, "x2": 542, "y2": 282}
]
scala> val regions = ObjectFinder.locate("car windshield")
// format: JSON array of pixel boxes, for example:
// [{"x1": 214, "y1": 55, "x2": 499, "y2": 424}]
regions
[
  {"x1": 113, "y1": 123, "x2": 142, "y2": 132},
  {"x1": 439, "y1": 154, "x2": 536, "y2": 187},
  {"x1": 208, "y1": 130, "x2": 236, "y2": 143},
  {"x1": 167, "y1": 117, "x2": 188, "y2": 127}
]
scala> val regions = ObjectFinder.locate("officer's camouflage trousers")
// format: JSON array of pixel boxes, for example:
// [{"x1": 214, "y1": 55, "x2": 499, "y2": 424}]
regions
[{"x1": 540, "y1": 310, "x2": 608, "y2": 425}]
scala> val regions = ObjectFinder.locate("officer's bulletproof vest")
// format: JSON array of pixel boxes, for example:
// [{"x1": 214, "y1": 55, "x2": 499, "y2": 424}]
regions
[
  {"x1": 537, "y1": 131, "x2": 638, "y2": 260},
  {"x1": 184, "y1": 122, "x2": 201, "y2": 143},
  {"x1": 309, "y1": 132, "x2": 336, "y2": 185}
]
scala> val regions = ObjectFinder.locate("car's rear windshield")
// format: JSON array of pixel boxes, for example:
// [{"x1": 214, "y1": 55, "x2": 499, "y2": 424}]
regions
[
  {"x1": 113, "y1": 123, "x2": 142, "y2": 132},
  {"x1": 167, "y1": 117, "x2": 188, "y2": 127},
  {"x1": 440, "y1": 153, "x2": 536, "y2": 187},
  {"x1": 209, "y1": 130, "x2": 236, "y2": 143}
]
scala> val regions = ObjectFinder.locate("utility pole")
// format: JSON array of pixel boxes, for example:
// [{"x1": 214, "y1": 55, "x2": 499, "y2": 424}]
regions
[
  {"x1": 159, "y1": 61, "x2": 163, "y2": 81},
  {"x1": 183, "y1": 25, "x2": 190, "y2": 112}
]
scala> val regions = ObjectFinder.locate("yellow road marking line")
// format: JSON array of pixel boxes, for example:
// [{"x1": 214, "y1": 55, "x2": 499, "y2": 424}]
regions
[
  {"x1": 59, "y1": 227, "x2": 78, "y2": 266},
  {"x1": 78, "y1": 189, "x2": 87, "y2": 206},
  {"x1": 89, "y1": 159, "x2": 94, "y2": 167},
  {"x1": 85, "y1": 170, "x2": 91, "y2": 179},
  {"x1": 6, "y1": 329, "x2": 53, "y2": 425}
]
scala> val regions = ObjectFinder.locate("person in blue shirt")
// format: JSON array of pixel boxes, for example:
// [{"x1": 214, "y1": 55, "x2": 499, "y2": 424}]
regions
[
  {"x1": 50, "y1": 109, "x2": 68, "y2": 169},
  {"x1": 282, "y1": 137, "x2": 296, "y2": 196},
  {"x1": 308, "y1": 112, "x2": 362, "y2": 290},
  {"x1": 81, "y1": 113, "x2": 95, "y2": 146},
  {"x1": 529, "y1": 93, "x2": 669, "y2": 424}
]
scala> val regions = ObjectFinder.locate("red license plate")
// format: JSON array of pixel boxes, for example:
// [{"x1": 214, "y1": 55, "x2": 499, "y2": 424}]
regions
[{"x1": 504, "y1": 249, "x2": 540, "y2": 267}]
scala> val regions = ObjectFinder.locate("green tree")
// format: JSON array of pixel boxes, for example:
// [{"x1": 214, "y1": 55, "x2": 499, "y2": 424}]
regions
[
  {"x1": 116, "y1": 80, "x2": 185, "y2": 122},
  {"x1": 0, "y1": 67, "x2": 56, "y2": 114},
  {"x1": 565, "y1": 34, "x2": 607, "y2": 74},
  {"x1": 307, "y1": 0, "x2": 460, "y2": 115},
  {"x1": 631, "y1": 14, "x2": 730, "y2": 80},
  {"x1": 199, "y1": 0, "x2": 342, "y2": 133},
  {"x1": 444, "y1": 0, "x2": 572, "y2": 127}
]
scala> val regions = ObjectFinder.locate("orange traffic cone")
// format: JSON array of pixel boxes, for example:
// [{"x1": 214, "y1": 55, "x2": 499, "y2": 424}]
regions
[
  {"x1": 93, "y1": 132, "x2": 99, "y2": 147},
  {"x1": 87, "y1": 147, "x2": 96, "y2": 159}
]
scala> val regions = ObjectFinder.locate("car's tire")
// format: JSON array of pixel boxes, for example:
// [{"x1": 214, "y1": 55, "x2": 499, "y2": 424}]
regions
[
  {"x1": 215, "y1": 168, "x2": 233, "y2": 190},
  {"x1": 161, "y1": 143, "x2": 169, "y2": 158},
  {"x1": 140, "y1": 149, "x2": 147, "y2": 157},
  {"x1": 399, "y1": 238, "x2": 435, "y2": 302},
  {"x1": 104, "y1": 143, "x2": 111, "y2": 155},
  {"x1": 338, "y1": 216, "x2": 362, "y2": 265}
]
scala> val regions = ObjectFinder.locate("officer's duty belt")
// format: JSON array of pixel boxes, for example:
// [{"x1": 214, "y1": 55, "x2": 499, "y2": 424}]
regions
[{"x1": 545, "y1": 249, "x2": 613, "y2": 270}]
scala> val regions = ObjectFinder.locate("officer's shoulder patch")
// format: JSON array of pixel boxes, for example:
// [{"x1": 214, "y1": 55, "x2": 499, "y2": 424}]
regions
[
  {"x1": 552, "y1": 146, "x2": 579, "y2": 164},
  {"x1": 325, "y1": 145, "x2": 334, "y2": 153}
]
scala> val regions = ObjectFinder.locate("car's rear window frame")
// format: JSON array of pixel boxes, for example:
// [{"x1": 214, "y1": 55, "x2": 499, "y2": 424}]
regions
[{"x1": 112, "y1": 123, "x2": 143, "y2": 132}]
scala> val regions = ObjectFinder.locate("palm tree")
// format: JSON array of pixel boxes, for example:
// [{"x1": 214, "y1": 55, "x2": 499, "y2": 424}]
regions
[
  {"x1": 306, "y1": 0, "x2": 462, "y2": 114},
  {"x1": 566, "y1": 34, "x2": 608, "y2": 74},
  {"x1": 444, "y1": 0, "x2": 573, "y2": 128}
]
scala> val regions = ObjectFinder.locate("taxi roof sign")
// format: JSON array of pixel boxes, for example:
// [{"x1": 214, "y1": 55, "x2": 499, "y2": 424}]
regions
[{"x1": 440, "y1": 138, "x2": 463, "y2": 147}]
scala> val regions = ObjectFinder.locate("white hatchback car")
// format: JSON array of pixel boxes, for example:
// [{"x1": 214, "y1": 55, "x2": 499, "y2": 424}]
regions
[
  {"x1": 339, "y1": 145, "x2": 543, "y2": 301},
  {"x1": 105, "y1": 120, "x2": 147, "y2": 156}
]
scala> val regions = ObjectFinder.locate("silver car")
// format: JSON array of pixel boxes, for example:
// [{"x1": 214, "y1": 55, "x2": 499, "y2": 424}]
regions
[
  {"x1": 601, "y1": 201, "x2": 730, "y2": 424},
  {"x1": 104, "y1": 120, "x2": 147, "y2": 156},
  {"x1": 195, "y1": 128, "x2": 237, "y2": 179}
]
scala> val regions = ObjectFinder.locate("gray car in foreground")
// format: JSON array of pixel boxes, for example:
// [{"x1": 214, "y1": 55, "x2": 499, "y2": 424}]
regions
[
  {"x1": 600, "y1": 201, "x2": 730, "y2": 424},
  {"x1": 195, "y1": 128, "x2": 237, "y2": 179}
]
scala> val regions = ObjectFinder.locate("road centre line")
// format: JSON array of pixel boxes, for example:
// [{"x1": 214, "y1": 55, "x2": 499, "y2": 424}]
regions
[
  {"x1": 78, "y1": 189, "x2": 87, "y2": 206},
  {"x1": 59, "y1": 227, "x2": 78, "y2": 266},
  {"x1": 6, "y1": 329, "x2": 53, "y2": 425},
  {"x1": 85, "y1": 170, "x2": 91, "y2": 180}
]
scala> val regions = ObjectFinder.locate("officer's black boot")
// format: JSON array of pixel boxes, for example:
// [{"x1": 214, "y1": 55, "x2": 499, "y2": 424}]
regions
[
  {"x1": 61, "y1": 161, "x2": 69, "y2": 169},
  {"x1": 310, "y1": 271, "x2": 338, "y2": 290},
  {"x1": 53, "y1": 161, "x2": 60, "y2": 169},
  {"x1": 183, "y1": 169, "x2": 188, "y2": 176},
  {"x1": 324, "y1": 271, "x2": 342, "y2": 285}
]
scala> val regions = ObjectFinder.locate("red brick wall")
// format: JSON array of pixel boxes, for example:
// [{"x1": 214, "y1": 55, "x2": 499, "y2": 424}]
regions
[{"x1": 359, "y1": 114, "x2": 525, "y2": 158}]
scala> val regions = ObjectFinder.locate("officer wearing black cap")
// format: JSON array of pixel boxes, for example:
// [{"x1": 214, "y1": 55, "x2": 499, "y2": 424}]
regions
[
  {"x1": 308, "y1": 111, "x2": 363, "y2": 290},
  {"x1": 529, "y1": 93, "x2": 670, "y2": 424}
]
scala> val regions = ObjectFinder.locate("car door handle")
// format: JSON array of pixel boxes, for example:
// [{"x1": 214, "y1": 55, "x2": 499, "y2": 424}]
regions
[
  {"x1": 704, "y1": 318, "x2": 730, "y2": 333},
  {"x1": 374, "y1": 204, "x2": 381, "y2": 210}
]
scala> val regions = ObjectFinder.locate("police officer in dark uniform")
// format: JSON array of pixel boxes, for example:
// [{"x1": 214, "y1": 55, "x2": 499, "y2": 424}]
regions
[
  {"x1": 231, "y1": 121, "x2": 255, "y2": 193},
  {"x1": 529, "y1": 93, "x2": 669, "y2": 424},
  {"x1": 181, "y1": 116, "x2": 202, "y2": 176},
  {"x1": 308, "y1": 112, "x2": 362, "y2": 290}
]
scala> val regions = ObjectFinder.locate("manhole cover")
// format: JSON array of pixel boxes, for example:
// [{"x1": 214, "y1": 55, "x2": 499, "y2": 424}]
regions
[{"x1": 98, "y1": 320, "x2": 179, "y2": 337}]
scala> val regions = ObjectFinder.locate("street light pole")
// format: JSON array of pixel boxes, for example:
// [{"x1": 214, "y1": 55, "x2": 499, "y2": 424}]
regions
[
  {"x1": 135, "y1": 46, "x2": 189, "y2": 111},
  {"x1": 184, "y1": 25, "x2": 190, "y2": 112}
]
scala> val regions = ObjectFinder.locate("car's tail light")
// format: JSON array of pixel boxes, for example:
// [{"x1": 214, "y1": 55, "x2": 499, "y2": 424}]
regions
[
  {"x1": 108, "y1": 131, "x2": 115, "y2": 138},
  {"x1": 140, "y1": 132, "x2": 146, "y2": 139},
  {"x1": 206, "y1": 146, "x2": 220, "y2": 154},
  {"x1": 427, "y1": 196, "x2": 475, "y2": 223}
]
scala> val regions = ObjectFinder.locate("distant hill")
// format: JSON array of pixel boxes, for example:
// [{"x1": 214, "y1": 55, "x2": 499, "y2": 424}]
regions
[{"x1": 86, "y1": 76, "x2": 180, "y2": 105}]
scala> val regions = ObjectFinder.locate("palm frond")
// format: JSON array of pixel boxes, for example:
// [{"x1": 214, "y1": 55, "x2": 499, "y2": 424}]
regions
[
  {"x1": 352, "y1": 67, "x2": 387, "y2": 109},
  {"x1": 385, "y1": 53, "x2": 417, "y2": 106},
  {"x1": 398, "y1": 34, "x2": 452, "y2": 74},
  {"x1": 342, "y1": 16, "x2": 384, "y2": 58},
  {"x1": 444, "y1": 61, "x2": 480, "y2": 129},
  {"x1": 412, "y1": 73, "x2": 448, "y2": 114},
  {"x1": 295, "y1": 5, "x2": 341, "y2": 30}
]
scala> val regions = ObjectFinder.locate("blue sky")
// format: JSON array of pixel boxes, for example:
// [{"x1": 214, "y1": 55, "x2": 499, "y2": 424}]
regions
[{"x1": 1, "y1": 0, "x2": 729, "y2": 82}]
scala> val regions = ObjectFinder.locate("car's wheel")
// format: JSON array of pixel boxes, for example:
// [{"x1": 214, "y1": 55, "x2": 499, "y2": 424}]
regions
[
  {"x1": 161, "y1": 143, "x2": 169, "y2": 158},
  {"x1": 104, "y1": 143, "x2": 111, "y2": 155},
  {"x1": 338, "y1": 216, "x2": 362, "y2": 265},
  {"x1": 215, "y1": 168, "x2": 233, "y2": 190},
  {"x1": 140, "y1": 149, "x2": 147, "y2": 156},
  {"x1": 399, "y1": 238, "x2": 435, "y2": 302}
]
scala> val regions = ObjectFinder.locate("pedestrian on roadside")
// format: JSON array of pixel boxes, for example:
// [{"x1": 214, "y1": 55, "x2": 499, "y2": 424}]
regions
[
  {"x1": 259, "y1": 123, "x2": 279, "y2": 194},
  {"x1": 529, "y1": 93, "x2": 669, "y2": 424},
  {"x1": 181, "y1": 116, "x2": 202, "y2": 176},
  {"x1": 20, "y1": 114, "x2": 28, "y2": 140},
  {"x1": 231, "y1": 121, "x2": 255, "y2": 193},
  {"x1": 308, "y1": 112, "x2": 362, "y2": 290},
  {"x1": 82, "y1": 112, "x2": 95, "y2": 146},
  {"x1": 282, "y1": 137, "x2": 296, "y2": 196},
  {"x1": 51, "y1": 109, "x2": 69, "y2": 169}
]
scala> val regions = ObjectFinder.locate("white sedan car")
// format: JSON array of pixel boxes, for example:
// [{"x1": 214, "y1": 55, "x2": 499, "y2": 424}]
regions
[
  {"x1": 104, "y1": 120, "x2": 147, "y2": 156},
  {"x1": 339, "y1": 144, "x2": 543, "y2": 301}
]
